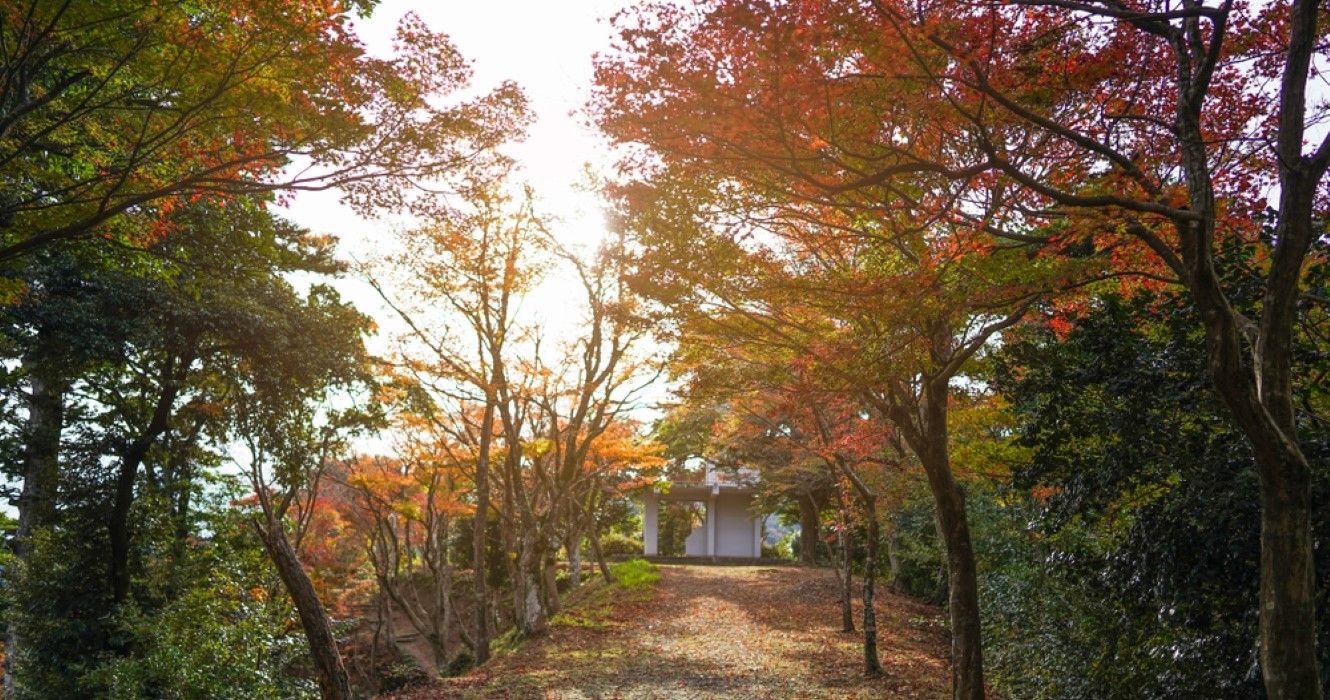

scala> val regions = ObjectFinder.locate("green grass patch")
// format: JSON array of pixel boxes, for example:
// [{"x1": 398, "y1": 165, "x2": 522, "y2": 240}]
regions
[{"x1": 609, "y1": 558, "x2": 659, "y2": 589}]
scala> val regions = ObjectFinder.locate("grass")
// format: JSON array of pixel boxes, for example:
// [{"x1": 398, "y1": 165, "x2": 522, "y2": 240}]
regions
[
  {"x1": 608, "y1": 558, "x2": 659, "y2": 589},
  {"x1": 549, "y1": 560, "x2": 660, "y2": 630}
]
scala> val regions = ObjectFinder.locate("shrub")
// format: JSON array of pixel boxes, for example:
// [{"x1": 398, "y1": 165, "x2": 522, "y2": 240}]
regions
[
  {"x1": 609, "y1": 558, "x2": 659, "y2": 589},
  {"x1": 444, "y1": 651, "x2": 473, "y2": 678},
  {"x1": 599, "y1": 531, "x2": 643, "y2": 559},
  {"x1": 378, "y1": 661, "x2": 432, "y2": 693}
]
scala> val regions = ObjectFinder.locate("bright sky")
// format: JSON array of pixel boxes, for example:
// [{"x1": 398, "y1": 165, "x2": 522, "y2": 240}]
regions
[{"x1": 283, "y1": 0, "x2": 634, "y2": 355}]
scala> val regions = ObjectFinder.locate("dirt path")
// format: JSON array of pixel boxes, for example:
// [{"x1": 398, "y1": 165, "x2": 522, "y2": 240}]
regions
[{"x1": 388, "y1": 565, "x2": 951, "y2": 699}]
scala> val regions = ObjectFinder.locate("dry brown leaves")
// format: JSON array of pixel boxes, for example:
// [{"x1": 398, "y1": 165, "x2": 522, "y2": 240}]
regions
[{"x1": 383, "y1": 565, "x2": 951, "y2": 699}]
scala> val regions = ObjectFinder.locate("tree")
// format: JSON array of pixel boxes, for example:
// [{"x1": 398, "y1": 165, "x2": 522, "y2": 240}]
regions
[
  {"x1": 571, "y1": 417, "x2": 665, "y2": 584},
  {"x1": 987, "y1": 278, "x2": 1329, "y2": 697},
  {"x1": 0, "y1": 194, "x2": 367, "y2": 696},
  {"x1": 223, "y1": 275, "x2": 371, "y2": 700},
  {"x1": 600, "y1": 159, "x2": 1068, "y2": 693},
  {"x1": 368, "y1": 179, "x2": 546, "y2": 661},
  {"x1": 340, "y1": 450, "x2": 471, "y2": 672},
  {"x1": 0, "y1": 2, "x2": 527, "y2": 262},
  {"x1": 594, "y1": 2, "x2": 1330, "y2": 694}
]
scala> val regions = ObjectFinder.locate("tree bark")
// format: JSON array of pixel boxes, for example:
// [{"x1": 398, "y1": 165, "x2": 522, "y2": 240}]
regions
[
  {"x1": 257, "y1": 519, "x2": 352, "y2": 700},
  {"x1": 542, "y1": 549, "x2": 562, "y2": 615},
  {"x1": 861, "y1": 496, "x2": 883, "y2": 676},
  {"x1": 839, "y1": 520, "x2": 856, "y2": 633},
  {"x1": 568, "y1": 531, "x2": 583, "y2": 588},
  {"x1": 1167, "y1": 3, "x2": 1324, "y2": 692},
  {"x1": 880, "y1": 368, "x2": 985, "y2": 700},
  {"x1": 885, "y1": 525, "x2": 901, "y2": 592},
  {"x1": 515, "y1": 528, "x2": 548, "y2": 637},
  {"x1": 799, "y1": 493, "x2": 820, "y2": 565},
  {"x1": 917, "y1": 381, "x2": 984, "y2": 700},
  {"x1": 471, "y1": 396, "x2": 496, "y2": 664},
  {"x1": 589, "y1": 517, "x2": 615, "y2": 583}
]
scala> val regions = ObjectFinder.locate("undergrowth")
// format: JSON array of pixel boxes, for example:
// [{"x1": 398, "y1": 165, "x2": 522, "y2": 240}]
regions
[{"x1": 609, "y1": 559, "x2": 659, "y2": 589}]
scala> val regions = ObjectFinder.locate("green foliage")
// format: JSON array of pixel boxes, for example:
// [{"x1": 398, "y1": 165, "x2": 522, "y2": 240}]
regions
[
  {"x1": 0, "y1": 195, "x2": 373, "y2": 697},
  {"x1": 0, "y1": 0, "x2": 527, "y2": 261},
  {"x1": 13, "y1": 497, "x2": 315, "y2": 699},
  {"x1": 598, "y1": 531, "x2": 644, "y2": 559},
  {"x1": 978, "y1": 284, "x2": 1330, "y2": 699},
  {"x1": 656, "y1": 501, "x2": 704, "y2": 557},
  {"x1": 609, "y1": 559, "x2": 660, "y2": 589},
  {"x1": 84, "y1": 589, "x2": 315, "y2": 700},
  {"x1": 444, "y1": 651, "x2": 474, "y2": 678}
]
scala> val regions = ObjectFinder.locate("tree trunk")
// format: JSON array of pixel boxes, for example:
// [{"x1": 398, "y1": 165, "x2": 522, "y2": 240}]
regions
[
  {"x1": 1255, "y1": 450, "x2": 1319, "y2": 700},
  {"x1": 1183, "y1": 208, "x2": 1323, "y2": 699},
  {"x1": 568, "y1": 533, "x2": 582, "y2": 588},
  {"x1": 542, "y1": 550, "x2": 561, "y2": 616},
  {"x1": 799, "y1": 493, "x2": 820, "y2": 565},
  {"x1": 1166, "y1": 11, "x2": 1324, "y2": 691},
  {"x1": 257, "y1": 519, "x2": 352, "y2": 700},
  {"x1": 917, "y1": 382, "x2": 984, "y2": 700},
  {"x1": 886, "y1": 525, "x2": 901, "y2": 592},
  {"x1": 165, "y1": 429, "x2": 198, "y2": 597},
  {"x1": 435, "y1": 510, "x2": 454, "y2": 668},
  {"x1": 589, "y1": 518, "x2": 615, "y2": 583},
  {"x1": 840, "y1": 521, "x2": 855, "y2": 633},
  {"x1": 515, "y1": 529, "x2": 548, "y2": 637},
  {"x1": 861, "y1": 497, "x2": 882, "y2": 676},
  {"x1": 471, "y1": 397, "x2": 496, "y2": 664},
  {"x1": 110, "y1": 354, "x2": 184, "y2": 604},
  {"x1": 6, "y1": 359, "x2": 67, "y2": 697}
]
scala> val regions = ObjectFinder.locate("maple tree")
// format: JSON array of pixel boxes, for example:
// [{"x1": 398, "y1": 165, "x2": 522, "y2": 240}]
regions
[
  {"x1": 593, "y1": 1, "x2": 1330, "y2": 695},
  {"x1": 368, "y1": 174, "x2": 659, "y2": 653},
  {"x1": 600, "y1": 148, "x2": 1072, "y2": 694},
  {"x1": 339, "y1": 449, "x2": 472, "y2": 671},
  {"x1": 698, "y1": 360, "x2": 905, "y2": 676},
  {"x1": 368, "y1": 178, "x2": 544, "y2": 663}
]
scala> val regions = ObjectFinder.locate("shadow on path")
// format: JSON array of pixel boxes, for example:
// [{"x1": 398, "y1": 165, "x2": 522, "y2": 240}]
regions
[{"x1": 389, "y1": 564, "x2": 951, "y2": 699}]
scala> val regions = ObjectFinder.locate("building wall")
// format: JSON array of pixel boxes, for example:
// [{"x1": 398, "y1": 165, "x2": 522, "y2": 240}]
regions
[
  {"x1": 684, "y1": 513, "x2": 708, "y2": 556},
  {"x1": 715, "y1": 494, "x2": 758, "y2": 557}
]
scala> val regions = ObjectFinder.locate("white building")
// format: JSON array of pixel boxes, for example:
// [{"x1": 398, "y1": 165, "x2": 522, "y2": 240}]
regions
[{"x1": 641, "y1": 465, "x2": 764, "y2": 559}]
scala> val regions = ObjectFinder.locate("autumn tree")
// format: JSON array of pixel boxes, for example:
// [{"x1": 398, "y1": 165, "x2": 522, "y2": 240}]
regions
[
  {"x1": 600, "y1": 156, "x2": 1072, "y2": 694},
  {"x1": 594, "y1": 1, "x2": 1330, "y2": 695},
  {"x1": 369, "y1": 178, "x2": 546, "y2": 661},
  {"x1": 688, "y1": 352, "x2": 903, "y2": 675},
  {"x1": 569, "y1": 418, "x2": 666, "y2": 584},
  {"x1": 340, "y1": 449, "x2": 472, "y2": 672}
]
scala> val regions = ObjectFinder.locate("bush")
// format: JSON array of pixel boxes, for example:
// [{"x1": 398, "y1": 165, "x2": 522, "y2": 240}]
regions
[
  {"x1": 444, "y1": 651, "x2": 473, "y2": 678},
  {"x1": 378, "y1": 661, "x2": 432, "y2": 693},
  {"x1": 83, "y1": 589, "x2": 316, "y2": 700},
  {"x1": 599, "y1": 531, "x2": 643, "y2": 559},
  {"x1": 609, "y1": 559, "x2": 659, "y2": 589}
]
